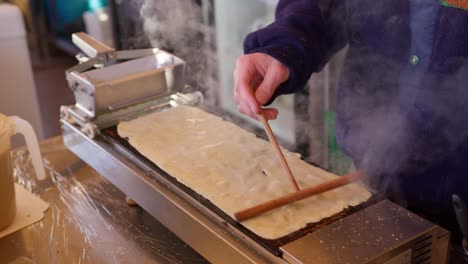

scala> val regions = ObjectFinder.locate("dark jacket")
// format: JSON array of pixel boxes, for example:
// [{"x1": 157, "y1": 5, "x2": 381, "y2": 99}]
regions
[{"x1": 244, "y1": 0, "x2": 468, "y2": 235}]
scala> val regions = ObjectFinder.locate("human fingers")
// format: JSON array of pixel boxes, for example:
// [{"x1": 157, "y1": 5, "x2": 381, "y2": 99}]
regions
[
  {"x1": 234, "y1": 79, "x2": 259, "y2": 120},
  {"x1": 234, "y1": 56, "x2": 262, "y2": 115},
  {"x1": 255, "y1": 61, "x2": 290, "y2": 105},
  {"x1": 237, "y1": 100, "x2": 259, "y2": 120},
  {"x1": 262, "y1": 108, "x2": 279, "y2": 120},
  {"x1": 234, "y1": 83, "x2": 258, "y2": 120},
  {"x1": 235, "y1": 89, "x2": 276, "y2": 120}
]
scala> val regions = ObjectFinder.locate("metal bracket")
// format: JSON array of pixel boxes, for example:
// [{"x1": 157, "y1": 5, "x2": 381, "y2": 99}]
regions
[
  {"x1": 68, "y1": 32, "x2": 164, "y2": 75},
  {"x1": 72, "y1": 32, "x2": 114, "y2": 59}
]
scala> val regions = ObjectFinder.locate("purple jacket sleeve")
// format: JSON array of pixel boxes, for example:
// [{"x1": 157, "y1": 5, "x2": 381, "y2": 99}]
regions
[{"x1": 244, "y1": 0, "x2": 347, "y2": 102}]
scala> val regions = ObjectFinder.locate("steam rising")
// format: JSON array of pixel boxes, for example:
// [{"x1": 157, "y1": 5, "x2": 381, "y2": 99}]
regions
[
  {"x1": 136, "y1": 1, "x2": 468, "y2": 207},
  {"x1": 139, "y1": 0, "x2": 218, "y2": 104},
  {"x1": 338, "y1": 51, "x2": 468, "y2": 200}
]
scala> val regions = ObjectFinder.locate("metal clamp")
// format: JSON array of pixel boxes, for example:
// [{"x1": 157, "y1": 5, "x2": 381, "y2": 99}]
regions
[
  {"x1": 68, "y1": 32, "x2": 166, "y2": 75},
  {"x1": 72, "y1": 32, "x2": 114, "y2": 59}
]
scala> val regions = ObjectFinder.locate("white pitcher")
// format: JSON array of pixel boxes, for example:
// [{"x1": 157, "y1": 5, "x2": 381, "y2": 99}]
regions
[{"x1": 0, "y1": 114, "x2": 45, "y2": 230}]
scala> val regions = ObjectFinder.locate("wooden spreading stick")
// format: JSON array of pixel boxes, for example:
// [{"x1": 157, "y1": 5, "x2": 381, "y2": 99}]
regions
[
  {"x1": 234, "y1": 170, "x2": 364, "y2": 222},
  {"x1": 258, "y1": 110, "x2": 300, "y2": 192}
]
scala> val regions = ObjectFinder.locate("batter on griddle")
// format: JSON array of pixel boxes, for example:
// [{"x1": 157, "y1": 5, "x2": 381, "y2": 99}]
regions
[{"x1": 118, "y1": 106, "x2": 371, "y2": 239}]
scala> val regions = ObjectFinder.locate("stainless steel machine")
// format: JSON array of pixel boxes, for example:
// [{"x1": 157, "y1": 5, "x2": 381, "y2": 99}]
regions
[{"x1": 60, "y1": 33, "x2": 451, "y2": 264}]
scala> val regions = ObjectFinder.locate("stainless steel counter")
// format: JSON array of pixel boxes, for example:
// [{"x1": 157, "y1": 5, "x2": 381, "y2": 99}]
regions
[
  {"x1": 0, "y1": 136, "x2": 208, "y2": 264},
  {"x1": 2, "y1": 136, "x2": 466, "y2": 264}
]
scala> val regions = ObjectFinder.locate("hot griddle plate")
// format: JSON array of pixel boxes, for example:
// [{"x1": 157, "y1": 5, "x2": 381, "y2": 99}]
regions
[{"x1": 101, "y1": 127, "x2": 381, "y2": 256}]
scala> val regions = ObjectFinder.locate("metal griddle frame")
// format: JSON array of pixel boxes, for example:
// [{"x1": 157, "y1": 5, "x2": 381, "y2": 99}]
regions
[{"x1": 62, "y1": 100, "x2": 379, "y2": 258}]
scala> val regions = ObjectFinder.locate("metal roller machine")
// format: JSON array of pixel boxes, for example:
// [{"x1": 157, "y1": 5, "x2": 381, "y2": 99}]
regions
[{"x1": 60, "y1": 32, "x2": 451, "y2": 264}]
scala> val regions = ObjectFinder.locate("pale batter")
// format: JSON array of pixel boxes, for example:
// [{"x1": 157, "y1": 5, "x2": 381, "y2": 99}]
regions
[{"x1": 118, "y1": 106, "x2": 371, "y2": 239}]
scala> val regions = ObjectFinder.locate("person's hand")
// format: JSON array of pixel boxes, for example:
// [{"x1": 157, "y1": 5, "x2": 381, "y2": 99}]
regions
[{"x1": 234, "y1": 53, "x2": 290, "y2": 120}]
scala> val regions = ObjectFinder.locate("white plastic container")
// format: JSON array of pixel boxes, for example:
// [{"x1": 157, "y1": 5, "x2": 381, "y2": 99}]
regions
[
  {"x1": 0, "y1": 4, "x2": 44, "y2": 141},
  {"x1": 0, "y1": 113, "x2": 45, "y2": 230}
]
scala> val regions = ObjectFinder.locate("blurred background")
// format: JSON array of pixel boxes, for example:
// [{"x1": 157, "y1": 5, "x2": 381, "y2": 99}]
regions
[{"x1": 0, "y1": 0, "x2": 350, "y2": 174}]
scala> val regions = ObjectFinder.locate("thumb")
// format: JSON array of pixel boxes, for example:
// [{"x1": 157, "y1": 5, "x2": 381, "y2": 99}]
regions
[{"x1": 255, "y1": 63, "x2": 289, "y2": 105}]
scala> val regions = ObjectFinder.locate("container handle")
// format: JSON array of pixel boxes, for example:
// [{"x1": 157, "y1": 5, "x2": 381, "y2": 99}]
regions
[{"x1": 9, "y1": 116, "x2": 46, "y2": 180}]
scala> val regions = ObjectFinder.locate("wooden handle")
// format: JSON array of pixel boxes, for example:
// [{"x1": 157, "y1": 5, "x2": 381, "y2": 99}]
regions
[
  {"x1": 258, "y1": 111, "x2": 300, "y2": 192},
  {"x1": 234, "y1": 171, "x2": 364, "y2": 222}
]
